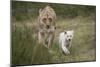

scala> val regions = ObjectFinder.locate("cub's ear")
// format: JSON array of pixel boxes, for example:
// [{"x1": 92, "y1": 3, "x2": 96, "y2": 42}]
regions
[
  {"x1": 39, "y1": 9, "x2": 42, "y2": 14},
  {"x1": 71, "y1": 30, "x2": 74, "y2": 33},
  {"x1": 64, "y1": 31, "x2": 67, "y2": 34}
]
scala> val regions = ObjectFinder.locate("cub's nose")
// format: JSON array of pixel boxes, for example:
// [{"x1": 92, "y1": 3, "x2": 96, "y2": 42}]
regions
[
  {"x1": 46, "y1": 25, "x2": 50, "y2": 29},
  {"x1": 68, "y1": 39, "x2": 71, "y2": 41}
]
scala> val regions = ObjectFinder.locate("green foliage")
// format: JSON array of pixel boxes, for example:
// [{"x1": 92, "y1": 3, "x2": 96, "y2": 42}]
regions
[{"x1": 12, "y1": 1, "x2": 96, "y2": 21}]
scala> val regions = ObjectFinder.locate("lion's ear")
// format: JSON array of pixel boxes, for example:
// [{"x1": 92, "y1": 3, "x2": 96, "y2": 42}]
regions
[
  {"x1": 39, "y1": 9, "x2": 42, "y2": 14},
  {"x1": 54, "y1": 27, "x2": 56, "y2": 29}
]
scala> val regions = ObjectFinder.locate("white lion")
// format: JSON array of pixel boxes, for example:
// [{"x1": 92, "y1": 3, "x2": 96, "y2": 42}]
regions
[{"x1": 59, "y1": 30, "x2": 74, "y2": 55}]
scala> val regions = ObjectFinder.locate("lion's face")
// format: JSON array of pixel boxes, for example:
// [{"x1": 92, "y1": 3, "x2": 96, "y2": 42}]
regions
[
  {"x1": 38, "y1": 5, "x2": 56, "y2": 29},
  {"x1": 41, "y1": 14, "x2": 53, "y2": 29}
]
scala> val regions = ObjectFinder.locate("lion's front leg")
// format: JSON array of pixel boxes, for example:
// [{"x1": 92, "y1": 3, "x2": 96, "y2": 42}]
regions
[
  {"x1": 47, "y1": 34, "x2": 54, "y2": 48},
  {"x1": 38, "y1": 31, "x2": 45, "y2": 44},
  {"x1": 38, "y1": 31, "x2": 48, "y2": 48}
]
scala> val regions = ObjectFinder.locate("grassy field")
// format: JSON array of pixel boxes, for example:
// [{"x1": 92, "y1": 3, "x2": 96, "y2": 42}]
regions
[{"x1": 12, "y1": 15, "x2": 96, "y2": 65}]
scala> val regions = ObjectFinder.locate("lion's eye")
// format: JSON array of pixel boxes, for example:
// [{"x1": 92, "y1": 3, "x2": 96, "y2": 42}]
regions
[
  {"x1": 42, "y1": 18, "x2": 47, "y2": 23},
  {"x1": 48, "y1": 18, "x2": 52, "y2": 22}
]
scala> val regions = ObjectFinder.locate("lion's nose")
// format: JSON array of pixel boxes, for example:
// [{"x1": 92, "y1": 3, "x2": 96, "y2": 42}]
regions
[{"x1": 46, "y1": 25, "x2": 50, "y2": 29}]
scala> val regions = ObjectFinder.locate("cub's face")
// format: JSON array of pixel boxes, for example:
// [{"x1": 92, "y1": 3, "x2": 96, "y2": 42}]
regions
[{"x1": 64, "y1": 30, "x2": 74, "y2": 42}]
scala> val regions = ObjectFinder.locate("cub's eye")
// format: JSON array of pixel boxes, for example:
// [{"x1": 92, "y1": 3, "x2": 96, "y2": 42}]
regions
[
  {"x1": 48, "y1": 18, "x2": 52, "y2": 22},
  {"x1": 42, "y1": 18, "x2": 47, "y2": 23},
  {"x1": 67, "y1": 36, "x2": 69, "y2": 37}
]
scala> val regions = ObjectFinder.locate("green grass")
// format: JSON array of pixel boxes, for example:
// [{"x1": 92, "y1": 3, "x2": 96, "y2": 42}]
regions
[{"x1": 12, "y1": 16, "x2": 96, "y2": 65}]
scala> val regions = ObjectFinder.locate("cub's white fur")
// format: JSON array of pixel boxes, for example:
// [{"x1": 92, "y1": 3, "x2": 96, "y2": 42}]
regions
[{"x1": 59, "y1": 30, "x2": 74, "y2": 55}]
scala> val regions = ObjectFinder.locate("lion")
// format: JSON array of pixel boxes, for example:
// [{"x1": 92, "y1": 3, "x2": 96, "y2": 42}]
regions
[{"x1": 37, "y1": 5, "x2": 56, "y2": 49}]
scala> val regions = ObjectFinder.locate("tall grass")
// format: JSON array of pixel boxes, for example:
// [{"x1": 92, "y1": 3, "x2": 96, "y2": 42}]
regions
[{"x1": 12, "y1": 16, "x2": 96, "y2": 65}]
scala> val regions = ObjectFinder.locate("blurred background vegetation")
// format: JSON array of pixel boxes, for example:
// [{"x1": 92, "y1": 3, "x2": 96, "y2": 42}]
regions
[
  {"x1": 11, "y1": 1, "x2": 96, "y2": 66},
  {"x1": 12, "y1": 1, "x2": 96, "y2": 21}
]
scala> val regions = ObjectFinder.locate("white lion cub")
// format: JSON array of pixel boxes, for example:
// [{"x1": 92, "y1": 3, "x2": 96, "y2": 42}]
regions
[{"x1": 59, "y1": 30, "x2": 74, "y2": 55}]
